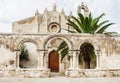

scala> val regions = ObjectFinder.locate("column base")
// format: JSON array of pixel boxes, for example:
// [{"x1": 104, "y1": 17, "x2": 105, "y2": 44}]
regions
[{"x1": 65, "y1": 67, "x2": 80, "y2": 77}]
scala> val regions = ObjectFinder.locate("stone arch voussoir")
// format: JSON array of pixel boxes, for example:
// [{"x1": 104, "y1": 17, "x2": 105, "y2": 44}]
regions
[
  {"x1": 17, "y1": 38, "x2": 39, "y2": 50},
  {"x1": 78, "y1": 39, "x2": 100, "y2": 51},
  {"x1": 43, "y1": 35, "x2": 73, "y2": 50}
]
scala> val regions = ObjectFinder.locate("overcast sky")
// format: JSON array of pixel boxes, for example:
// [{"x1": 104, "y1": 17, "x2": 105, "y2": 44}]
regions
[{"x1": 0, "y1": 0, "x2": 120, "y2": 33}]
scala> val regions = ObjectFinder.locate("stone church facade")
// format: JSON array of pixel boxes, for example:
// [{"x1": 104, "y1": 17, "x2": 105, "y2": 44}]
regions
[{"x1": 0, "y1": 3, "x2": 120, "y2": 77}]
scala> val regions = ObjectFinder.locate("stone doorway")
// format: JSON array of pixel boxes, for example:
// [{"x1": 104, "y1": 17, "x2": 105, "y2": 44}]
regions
[{"x1": 48, "y1": 50, "x2": 59, "y2": 72}]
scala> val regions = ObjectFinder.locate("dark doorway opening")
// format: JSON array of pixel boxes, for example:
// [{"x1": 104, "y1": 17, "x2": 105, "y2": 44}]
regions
[{"x1": 79, "y1": 43, "x2": 96, "y2": 69}]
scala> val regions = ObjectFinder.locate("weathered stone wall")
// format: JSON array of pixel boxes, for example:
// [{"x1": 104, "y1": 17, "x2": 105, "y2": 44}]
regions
[
  {"x1": 12, "y1": 7, "x2": 68, "y2": 34},
  {"x1": 12, "y1": 16, "x2": 39, "y2": 33},
  {"x1": 0, "y1": 33, "x2": 120, "y2": 70}
]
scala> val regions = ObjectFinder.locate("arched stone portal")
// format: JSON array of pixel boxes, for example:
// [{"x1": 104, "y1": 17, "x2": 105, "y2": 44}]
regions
[
  {"x1": 78, "y1": 40, "x2": 100, "y2": 69},
  {"x1": 16, "y1": 39, "x2": 39, "y2": 69},
  {"x1": 44, "y1": 35, "x2": 73, "y2": 72},
  {"x1": 79, "y1": 42, "x2": 96, "y2": 69},
  {"x1": 19, "y1": 42, "x2": 38, "y2": 68}
]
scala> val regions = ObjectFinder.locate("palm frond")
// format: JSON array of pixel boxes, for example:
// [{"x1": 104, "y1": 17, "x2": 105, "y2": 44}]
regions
[
  {"x1": 60, "y1": 47, "x2": 69, "y2": 61},
  {"x1": 92, "y1": 20, "x2": 108, "y2": 33},
  {"x1": 63, "y1": 29, "x2": 76, "y2": 33},
  {"x1": 71, "y1": 16, "x2": 83, "y2": 32},
  {"x1": 78, "y1": 13, "x2": 85, "y2": 26},
  {"x1": 91, "y1": 13, "x2": 105, "y2": 31},
  {"x1": 67, "y1": 20, "x2": 82, "y2": 33},
  {"x1": 104, "y1": 32, "x2": 117, "y2": 35},
  {"x1": 78, "y1": 13, "x2": 86, "y2": 30},
  {"x1": 57, "y1": 41, "x2": 68, "y2": 52},
  {"x1": 96, "y1": 23, "x2": 114, "y2": 33}
]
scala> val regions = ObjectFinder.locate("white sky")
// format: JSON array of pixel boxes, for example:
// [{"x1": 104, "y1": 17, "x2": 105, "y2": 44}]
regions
[{"x1": 0, "y1": 0, "x2": 120, "y2": 33}]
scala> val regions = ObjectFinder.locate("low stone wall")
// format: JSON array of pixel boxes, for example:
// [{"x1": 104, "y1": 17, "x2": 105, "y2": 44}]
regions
[
  {"x1": 66, "y1": 69, "x2": 120, "y2": 77},
  {"x1": 0, "y1": 69, "x2": 50, "y2": 78},
  {"x1": 0, "y1": 69, "x2": 120, "y2": 78}
]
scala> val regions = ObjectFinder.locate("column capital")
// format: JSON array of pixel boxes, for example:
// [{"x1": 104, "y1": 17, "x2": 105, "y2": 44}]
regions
[
  {"x1": 40, "y1": 50, "x2": 48, "y2": 55},
  {"x1": 69, "y1": 51, "x2": 73, "y2": 56},
  {"x1": 95, "y1": 50, "x2": 100, "y2": 55}
]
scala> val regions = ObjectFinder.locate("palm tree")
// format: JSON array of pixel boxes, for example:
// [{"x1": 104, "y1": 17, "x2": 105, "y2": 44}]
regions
[
  {"x1": 67, "y1": 13, "x2": 115, "y2": 34},
  {"x1": 57, "y1": 12, "x2": 115, "y2": 69}
]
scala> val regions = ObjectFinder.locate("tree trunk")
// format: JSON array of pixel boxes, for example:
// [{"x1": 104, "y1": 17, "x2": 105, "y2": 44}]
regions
[
  {"x1": 84, "y1": 56, "x2": 90, "y2": 69},
  {"x1": 85, "y1": 60, "x2": 90, "y2": 69}
]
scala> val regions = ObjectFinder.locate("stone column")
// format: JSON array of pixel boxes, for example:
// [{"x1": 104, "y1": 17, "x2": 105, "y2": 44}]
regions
[
  {"x1": 66, "y1": 51, "x2": 80, "y2": 77},
  {"x1": 13, "y1": 51, "x2": 17, "y2": 69},
  {"x1": 68, "y1": 51, "x2": 80, "y2": 70},
  {"x1": 16, "y1": 51, "x2": 20, "y2": 69},
  {"x1": 37, "y1": 51, "x2": 40, "y2": 69},
  {"x1": 72, "y1": 51, "x2": 76, "y2": 69},
  {"x1": 69, "y1": 51, "x2": 73, "y2": 69},
  {"x1": 95, "y1": 50, "x2": 100, "y2": 69},
  {"x1": 72, "y1": 51, "x2": 80, "y2": 70},
  {"x1": 76, "y1": 51, "x2": 79, "y2": 69},
  {"x1": 37, "y1": 51, "x2": 45, "y2": 69},
  {"x1": 43, "y1": 51, "x2": 48, "y2": 69},
  {"x1": 40, "y1": 51, "x2": 44, "y2": 69}
]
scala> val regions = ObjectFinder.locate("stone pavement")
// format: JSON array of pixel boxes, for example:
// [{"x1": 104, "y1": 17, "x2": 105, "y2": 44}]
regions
[{"x1": 0, "y1": 77, "x2": 120, "y2": 83}]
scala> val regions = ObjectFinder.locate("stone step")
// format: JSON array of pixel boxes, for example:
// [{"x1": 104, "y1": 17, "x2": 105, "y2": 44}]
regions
[{"x1": 50, "y1": 72, "x2": 65, "y2": 78}]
